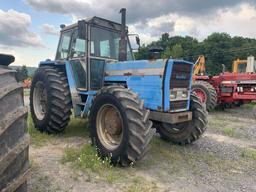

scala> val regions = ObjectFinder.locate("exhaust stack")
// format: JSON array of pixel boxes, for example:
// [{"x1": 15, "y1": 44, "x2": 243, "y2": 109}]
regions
[{"x1": 118, "y1": 8, "x2": 127, "y2": 61}]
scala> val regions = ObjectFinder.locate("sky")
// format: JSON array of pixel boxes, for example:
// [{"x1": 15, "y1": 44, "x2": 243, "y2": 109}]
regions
[{"x1": 1, "y1": 0, "x2": 256, "y2": 67}]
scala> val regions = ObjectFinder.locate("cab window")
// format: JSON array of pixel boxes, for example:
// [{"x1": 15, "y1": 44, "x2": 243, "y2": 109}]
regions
[
  {"x1": 56, "y1": 30, "x2": 72, "y2": 60},
  {"x1": 70, "y1": 30, "x2": 86, "y2": 58},
  {"x1": 90, "y1": 27, "x2": 133, "y2": 60}
]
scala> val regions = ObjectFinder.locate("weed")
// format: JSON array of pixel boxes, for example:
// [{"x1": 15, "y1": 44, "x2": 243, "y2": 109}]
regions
[
  {"x1": 223, "y1": 127, "x2": 236, "y2": 137},
  {"x1": 241, "y1": 148, "x2": 256, "y2": 160},
  {"x1": 27, "y1": 113, "x2": 53, "y2": 147},
  {"x1": 62, "y1": 144, "x2": 119, "y2": 183}
]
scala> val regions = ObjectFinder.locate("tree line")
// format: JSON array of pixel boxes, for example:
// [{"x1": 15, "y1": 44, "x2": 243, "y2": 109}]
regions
[
  {"x1": 15, "y1": 65, "x2": 29, "y2": 82},
  {"x1": 135, "y1": 32, "x2": 256, "y2": 75}
]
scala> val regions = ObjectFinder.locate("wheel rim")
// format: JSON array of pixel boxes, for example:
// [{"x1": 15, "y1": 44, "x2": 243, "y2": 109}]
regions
[
  {"x1": 96, "y1": 104, "x2": 123, "y2": 150},
  {"x1": 33, "y1": 81, "x2": 47, "y2": 120},
  {"x1": 193, "y1": 88, "x2": 206, "y2": 103}
]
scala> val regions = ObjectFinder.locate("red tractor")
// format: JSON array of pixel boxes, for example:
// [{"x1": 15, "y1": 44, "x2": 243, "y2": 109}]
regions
[{"x1": 192, "y1": 55, "x2": 256, "y2": 111}]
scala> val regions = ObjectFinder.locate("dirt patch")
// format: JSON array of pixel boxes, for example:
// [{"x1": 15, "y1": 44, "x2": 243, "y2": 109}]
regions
[{"x1": 28, "y1": 106, "x2": 256, "y2": 192}]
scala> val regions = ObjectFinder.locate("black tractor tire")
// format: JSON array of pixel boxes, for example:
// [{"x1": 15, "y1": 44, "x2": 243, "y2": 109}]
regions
[
  {"x1": 89, "y1": 86, "x2": 155, "y2": 166},
  {"x1": 30, "y1": 65, "x2": 72, "y2": 133},
  {"x1": 155, "y1": 93, "x2": 208, "y2": 145},
  {"x1": 234, "y1": 101, "x2": 243, "y2": 107},
  {"x1": 0, "y1": 65, "x2": 29, "y2": 192},
  {"x1": 192, "y1": 80, "x2": 217, "y2": 112}
]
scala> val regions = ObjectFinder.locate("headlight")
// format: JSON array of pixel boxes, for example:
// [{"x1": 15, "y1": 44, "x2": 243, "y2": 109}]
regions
[
  {"x1": 181, "y1": 90, "x2": 188, "y2": 98},
  {"x1": 251, "y1": 88, "x2": 254, "y2": 92},
  {"x1": 170, "y1": 91, "x2": 177, "y2": 99},
  {"x1": 170, "y1": 89, "x2": 188, "y2": 100},
  {"x1": 170, "y1": 94, "x2": 176, "y2": 99}
]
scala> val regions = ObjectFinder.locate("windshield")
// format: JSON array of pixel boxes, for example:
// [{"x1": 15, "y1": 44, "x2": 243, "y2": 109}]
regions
[{"x1": 90, "y1": 26, "x2": 133, "y2": 60}]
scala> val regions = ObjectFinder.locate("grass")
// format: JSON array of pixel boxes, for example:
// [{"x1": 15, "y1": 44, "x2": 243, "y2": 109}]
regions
[
  {"x1": 62, "y1": 116, "x2": 89, "y2": 138},
  {"x1": 28, "y1": 113, "x2": 53, "y2": 147},
  {"x1": 241, "y1": 148, "x2": 256, "y2": 160},
  {"x1": 208, "y1": 115, "x2": 229, "y2": 131},
  {"x1": 27, "y1": 106, "x2": 256, "y2": 189},
  {"x1": 23, "y1": 89, "x2": 30, "y2": 96},
  {"x1": 146, "y1": 136, "x2": 244, "y2": 177},
  {"x1": 242, "y1": 102, "x2": 256, "y2": 110},
  {"x1": 27, "y1": 112, "x2": 89, "y2": 147},
  {"x1": 223, "y1": 127, "x2": 236, "y2": 137},
  {"x1": 125, "y1": 177, "x2": 158, "y2": 192},
  {"x1": 208, "y1": 114, "x2": 241, "y2": 138},
  {"x1": 62, "y1": 145, "x2": 119, "y2": 183}
]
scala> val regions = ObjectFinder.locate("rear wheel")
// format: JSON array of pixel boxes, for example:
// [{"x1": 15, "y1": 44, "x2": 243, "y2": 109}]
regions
[
  {"x1": 30, "y1": 65, "x2": 72, "y2": 133},
  {"x1": 155, "y1": 94, "x2": 208, "y2": 145},
  {"x1": 0, "y1": 65, "x2": 29, "y2": 192},
  {"x1": 89, "y1": 86, "x2": 155, "y2": 166},
  {"x1": 192, "y1": 80, "x2": 217, "y2": 112}
]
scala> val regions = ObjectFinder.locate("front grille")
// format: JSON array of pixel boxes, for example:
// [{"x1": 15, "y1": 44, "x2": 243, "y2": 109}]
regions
[
  {"x1": 238, "y1": 84, "x2": 254, "y2": 92},
  {"x1": 221, "y1": 86, "x2": 233, "y2": 93},
  {"x1": 170, "y1": 100, "x2": 188, "y2": 111},
  {"x1": 170, "y1": 62, "x2": 191, "y2": 89},
  {"x1": 169, "y1": 62, "x2": 191, "y2": 111}
]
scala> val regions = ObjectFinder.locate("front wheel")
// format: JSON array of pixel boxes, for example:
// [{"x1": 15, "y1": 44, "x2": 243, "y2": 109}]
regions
[
  {"x1": 30, "y1": 66, "x2": 72, "y2": 133},
  {"x1": 89, "y1": 86, "x2": 155, "y2": 166},
  {"x1": 155, "y1": 94, "x2": 208, "y2": 145}
]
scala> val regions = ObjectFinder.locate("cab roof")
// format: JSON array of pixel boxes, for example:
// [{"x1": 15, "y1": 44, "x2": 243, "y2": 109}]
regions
[{"x1": 61, "y1": 16, "x2": 128, "y2": 32}]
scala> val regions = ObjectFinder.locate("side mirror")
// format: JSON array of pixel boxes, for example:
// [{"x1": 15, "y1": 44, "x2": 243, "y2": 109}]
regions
[
  {"x1": 78, "y1": 20, "x2": 86, "y2": 40},
  {"x1": 135, "y1": 36, "x2": 141, "y2": 48},
  {"x1": 128, "y1": 34, "x2": 141, "y2": 50}
]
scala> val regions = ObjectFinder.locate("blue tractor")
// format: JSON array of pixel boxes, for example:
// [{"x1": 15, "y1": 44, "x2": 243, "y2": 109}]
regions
[{"x1": 30, "y1": 9, "x2": 207, "y2": 166}]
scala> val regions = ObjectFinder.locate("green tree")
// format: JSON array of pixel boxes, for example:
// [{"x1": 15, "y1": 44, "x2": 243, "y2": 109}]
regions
[
  {"x1": 163, "y1": 44, "x2": 183, "y2": 59},
  {"x1": 20, "y1": 65, "x2": 28, "y2": 80},
  {"x1": 136, "y1": 32, "x2": 256, "y2": 75},
  {"x1": 15, "y1": 65, "x2": 28, "y2": 82}
]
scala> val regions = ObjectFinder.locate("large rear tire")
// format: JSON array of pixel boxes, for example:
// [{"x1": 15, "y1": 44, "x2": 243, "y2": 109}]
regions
[
  {"x1": 155, "y1": 94, "x2": 208, "y2": 145},
  {"x1": 192, "y1": 80, "x2": 217, "y2": 112},
  {"x1": 30, "y1": 65, "x2": 72, "y2": 133},
  {"x1": 0, "y1": 65, "x2": 29, "y2": 192},
  {"x1": 89, "y1": 86, "x2": 155, "y2": 166}
]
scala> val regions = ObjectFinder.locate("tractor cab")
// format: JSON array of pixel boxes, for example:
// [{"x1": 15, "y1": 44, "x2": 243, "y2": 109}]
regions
[{"x1": 55, "y1": 15, "x2": 133, "y2": 91}]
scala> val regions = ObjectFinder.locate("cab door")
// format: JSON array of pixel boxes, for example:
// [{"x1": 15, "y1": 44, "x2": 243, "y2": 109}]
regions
[{"x1": 69, "y1": 28, "x2": 87, "y2": 90}]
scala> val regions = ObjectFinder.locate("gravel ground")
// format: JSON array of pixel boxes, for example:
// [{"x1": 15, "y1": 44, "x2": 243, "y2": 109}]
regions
[{"x1": 25, "y1": 95, "x2": 256, "y2": 192}]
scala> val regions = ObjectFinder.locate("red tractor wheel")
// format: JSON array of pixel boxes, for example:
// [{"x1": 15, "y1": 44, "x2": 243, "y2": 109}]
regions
[
  {"x1": 192, "y1": 81, "x2": 218, "y2": 112},
  {"x1": 193, "y1": 88, "x2": 207, "y2": 103}
]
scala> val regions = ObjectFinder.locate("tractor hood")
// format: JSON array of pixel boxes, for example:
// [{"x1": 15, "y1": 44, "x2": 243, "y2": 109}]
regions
[
  {"x1": 104, "y1": 59, "x2": 194, "y2": 112},
  {"x1": 104, "y1": 59, "x2": 167, "y2": 77}
]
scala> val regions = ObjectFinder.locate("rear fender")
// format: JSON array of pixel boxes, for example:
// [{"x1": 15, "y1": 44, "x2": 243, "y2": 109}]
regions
[{"x1": 0, "y1": 54, "x2": 15, "y2": 66}]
